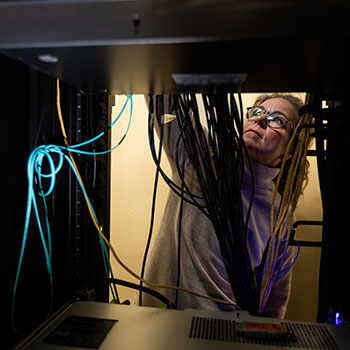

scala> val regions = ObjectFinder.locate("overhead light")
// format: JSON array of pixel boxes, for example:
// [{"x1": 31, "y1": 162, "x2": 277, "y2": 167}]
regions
[{"x1": 38, "y1": 54, "x2": 59, "y2": 63}]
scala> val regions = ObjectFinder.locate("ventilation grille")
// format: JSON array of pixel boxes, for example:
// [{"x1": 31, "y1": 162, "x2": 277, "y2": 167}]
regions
[
  {"x1": 189, "y1": 316, "x2": 235, "y2": 342},
  {"x1": 189, "y1": 317, "x2": 339, "y2": 349},
  {"x1": 282, "y1": 322, "x2": 339, "y2": 349}
]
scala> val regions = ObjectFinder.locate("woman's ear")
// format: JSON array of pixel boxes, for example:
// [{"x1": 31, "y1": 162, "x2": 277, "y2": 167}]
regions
[
  {"x1": 284, "y1": 153, "x2": 292, "y2": 161},
  {"x1": 279, "y1": 152, "x2": 292, "y2": 163}
]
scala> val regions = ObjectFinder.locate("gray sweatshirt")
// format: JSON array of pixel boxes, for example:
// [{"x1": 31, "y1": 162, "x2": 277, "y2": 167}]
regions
[{"x1": 142, "y1": 111, "x2": 293, "y2": 319}]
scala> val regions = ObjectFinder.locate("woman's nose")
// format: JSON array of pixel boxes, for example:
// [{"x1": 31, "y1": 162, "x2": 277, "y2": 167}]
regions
[{"x1": 253, "y1": 115, "x2": 268, "y2": 129}]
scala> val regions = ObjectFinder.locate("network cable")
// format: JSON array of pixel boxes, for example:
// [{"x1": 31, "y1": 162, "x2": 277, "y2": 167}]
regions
[
  {"x1": 145, "y1": 93, "x2": 311, "y2": 316},
  {"x1": 59, "y1": 89, "x2": 237, "y2": 308},
  {"x1": 258, "y1": 93, "x2": 314, "y2": 313},
  {"x1": 11, "y1": 84, "x2": 133, "y2": 334},
  {"x1": 12, "y1": 86, "x2": 238, "y2": 337},
  {"x1": 56, "y1": 80, "x2": 127, "y2": 303}
]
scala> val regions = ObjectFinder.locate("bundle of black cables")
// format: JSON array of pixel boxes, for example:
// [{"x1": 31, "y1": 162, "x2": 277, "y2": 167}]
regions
[{"x1": 145, "y1": 93, "x2": 259, "y2": 315}]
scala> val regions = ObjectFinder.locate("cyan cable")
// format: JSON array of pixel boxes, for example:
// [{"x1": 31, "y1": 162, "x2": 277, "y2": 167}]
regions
[
  {"x1": 68, "y1": 95, "x2": 132, "y2": 152},
  {"x1": 12, "y1": 95, "x2": 133, "y2": 334},
  {"x1": 64, "y1": 95, "x2": 133, "y2": 300},
  {"x1": 12, "y1": 145, "x2": 63, "y2": 334}
]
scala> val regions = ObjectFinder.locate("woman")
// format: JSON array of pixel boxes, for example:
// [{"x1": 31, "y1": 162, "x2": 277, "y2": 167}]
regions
[{"x1": 142, "y1": 93, "x2": 304, "y2": 319}]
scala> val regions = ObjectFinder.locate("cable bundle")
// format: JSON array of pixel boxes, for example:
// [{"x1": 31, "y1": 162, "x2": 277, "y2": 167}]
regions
[
  {"x1": 258, "y1": 93, "x2": 314, "y2": 313},
  {"x1": 147, "y1": 96, "x2": 205, "y2": 212},
  {"x1": 14, "y1": 90, "x2": 240, "y2": 336},
  {"x1": 146, "y1": 93, "x2": 312, "y2": 315},
  {"x1": 14, "y1": 87, "x2": 312, "y2": 329},
  {"x1": 169, "y1": 93, "x2": 258, "y2": 314}
]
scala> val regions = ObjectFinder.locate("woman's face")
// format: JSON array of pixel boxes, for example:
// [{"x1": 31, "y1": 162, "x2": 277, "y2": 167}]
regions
[{"x1": 243, "y1": 98, "x2": 298, "y2": 167}]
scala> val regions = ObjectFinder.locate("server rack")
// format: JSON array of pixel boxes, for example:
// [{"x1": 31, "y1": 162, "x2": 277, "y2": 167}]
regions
[{"x1": 2, "y1": 55, "x2": 112, "y2": 348}]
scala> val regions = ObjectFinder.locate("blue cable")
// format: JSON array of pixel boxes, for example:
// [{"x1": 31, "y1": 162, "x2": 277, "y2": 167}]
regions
[
  {"x1": 12, "y1": 145, "x2": 62, "y2": 334},
  {"x1": 68, "y1": 95, "x2": 132, "y2": 151},
  {"x1": 277, "y1": 240, "x2": 300, "y2": 279},
  {"x1": 12, "y1": 95, "x2": 133, "y2": 333}
]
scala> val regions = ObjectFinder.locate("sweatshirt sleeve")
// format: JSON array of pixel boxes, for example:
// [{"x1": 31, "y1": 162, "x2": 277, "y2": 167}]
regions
[{"x1": 145, "y1": 94, "x2": 183, "y2": 170}]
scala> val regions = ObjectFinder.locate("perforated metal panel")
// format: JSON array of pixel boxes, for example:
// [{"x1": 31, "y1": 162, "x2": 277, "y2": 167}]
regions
[
  {"x1": 282, "y1": 322, "x2": 339, "y2": 349},
  {"x1": 189, "y1": 317, "x2": 339, "y2": 349},
  {"x1": 189, "y1": 316, "x2": 235, "y2": 342}
]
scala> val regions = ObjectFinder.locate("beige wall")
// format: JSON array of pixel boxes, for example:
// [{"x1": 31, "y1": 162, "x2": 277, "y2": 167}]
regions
[
  {"x1": 110, "y1": 95, "x2": 171, "y2": 305},
  {"x1": 110, "y1": 93, "x2": 322, "y2": 321},
  {"x1": 284, "y1": 147, "x2": 323, "y2": 322}
]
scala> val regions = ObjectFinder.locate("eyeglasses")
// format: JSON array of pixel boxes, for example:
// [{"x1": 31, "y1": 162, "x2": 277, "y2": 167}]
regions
[{"x1": 246, "y1": 106, "x2": 293, "y2": 130}]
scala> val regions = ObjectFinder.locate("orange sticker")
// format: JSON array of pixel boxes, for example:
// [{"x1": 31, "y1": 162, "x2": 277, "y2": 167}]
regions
[
  {"x1": 266, "y1": 324, "x2": 285, "y2": 332},
  {"x1": 244, "y1": 322, "x2": 266, "y2": 331}
]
